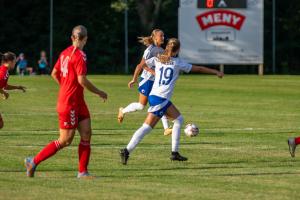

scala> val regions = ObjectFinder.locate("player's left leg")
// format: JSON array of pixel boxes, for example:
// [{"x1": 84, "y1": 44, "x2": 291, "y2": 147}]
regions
[
  {"x1": 120, "y1": 113, "x2": 160, "y2": 165},
  {"x1": 77, "y1": 118, "x2": 94, "y2": 178},
  {"x1": 0, "y1": 113, "x2": 4, "y2": 129},
  {"x1": 76, "y1": 103, "x2": 94, "y2": 179},
  {"x1": 165, "y1": 104, "x2": 187, "y2": 161},
  {"x1": 288, "y1": 136, "x2": 300, "y2": 157}
]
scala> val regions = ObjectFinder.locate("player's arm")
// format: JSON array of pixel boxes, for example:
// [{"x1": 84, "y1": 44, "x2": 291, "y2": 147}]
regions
[
  {"x1": 5, "y1": 85, "x2": 26, "y2": 92},
  {"x1": 51, "y1": 68, "x2": 61, "y2": 84},
  {"x1": 128, "y1": 57, "x2": 156, "y2": 88},
  {"x1": 141, "y1": 63, "x2": 155, "y2": 75},
  {"x1": 191, "y1": 65, "x2": 224, "y2": 78},
  {"x1": 128, "y1": 58, "x2": 146, "y2": 88},
  {"x1": 77, "y1": 75, "x2": 108, "y2": 102},
  {"x1": 0, "y1": 88, "x2": 9, "y2": 99}
]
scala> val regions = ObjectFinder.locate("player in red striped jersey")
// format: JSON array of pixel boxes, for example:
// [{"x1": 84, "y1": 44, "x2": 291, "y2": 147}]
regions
[
  {"x1": 25, "y1": 25, "x2": 107, "y2": 178},
  {"x1": 0, "y1": 52, "x2": 26, "y2": 129}
]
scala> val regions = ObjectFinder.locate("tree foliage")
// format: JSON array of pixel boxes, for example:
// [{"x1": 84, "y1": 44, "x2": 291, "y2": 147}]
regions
[{"x1": 0, "y1": 0, "x2": 299, "y2": 74}]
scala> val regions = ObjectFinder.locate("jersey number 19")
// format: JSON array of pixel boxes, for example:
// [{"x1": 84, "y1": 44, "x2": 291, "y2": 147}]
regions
[{"x1": 159, "y1": 67, "x2": 174, "y2": 86}]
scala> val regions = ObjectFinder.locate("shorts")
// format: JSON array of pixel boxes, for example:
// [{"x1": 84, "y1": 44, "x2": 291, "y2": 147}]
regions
[
  {"x1": 138, "y1": 78, "x2": 154, "y2": 97},
  {"x1": 148, "y1": 95, "x2": 172, "y2": 118},
  {"x1": 58, "y1": 103, "x2": 90, "y2": 129}
]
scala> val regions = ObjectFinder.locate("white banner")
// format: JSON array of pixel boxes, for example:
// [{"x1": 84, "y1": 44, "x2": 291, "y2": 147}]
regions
[{"x1": 179, "y1": 0, "x2": 264, "y2": 64}]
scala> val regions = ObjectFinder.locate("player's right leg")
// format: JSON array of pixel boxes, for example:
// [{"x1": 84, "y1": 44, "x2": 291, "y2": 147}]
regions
[
  {"x1": 288, "y1": 137, "x2": 300, "y2": 157},
  {"x1": 25, "y1": 128, "x2": 75, "y2": 177},
  {"x1": 120, "y1": 113, "x2": 160, "y2": 165},
  {"x1": 162, "y1": 115, "x2": 172, "y2": 136},
  {"x1": 165, "y1": 104, "x2": 187, "y2": 161},
  {"x1": 25, "y1": 110, "x2": 78, "y2": 177},
  {"x1": 0, "y1": 114, "x2": 4, "y2": 129},
  {"x1": 118, "y1": 79, "x2": 154, "y2": 123},
  {"x1": 118, "y1": 93, "x2": 147, "y2": 123}
]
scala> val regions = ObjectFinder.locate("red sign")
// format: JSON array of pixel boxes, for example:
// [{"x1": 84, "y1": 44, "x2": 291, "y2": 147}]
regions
[{"x1": 196, "y1": 10, "x2": 246, "y2": 30}]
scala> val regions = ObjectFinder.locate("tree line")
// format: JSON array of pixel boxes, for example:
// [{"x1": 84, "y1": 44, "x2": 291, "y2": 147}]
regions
[{"x1": 0, "y1": 0, "x2": 299, "y2": 74}]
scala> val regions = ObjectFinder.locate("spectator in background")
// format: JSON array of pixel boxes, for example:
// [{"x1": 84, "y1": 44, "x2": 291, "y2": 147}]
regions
[
  {"x1": 38, "y1": 50, "x2": 48, "y2": 75},
  {"x1": 16, "y1": 53, "x2": 27, "y2": 75},
  {"x1": 16, "y1": 53, "x2": 33, "y2": 75}
]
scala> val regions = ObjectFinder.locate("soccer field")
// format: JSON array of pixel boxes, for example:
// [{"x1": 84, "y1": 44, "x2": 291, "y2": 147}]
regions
[{"x1": 0, "y1": 75, "x2": 300, "y2": 200}]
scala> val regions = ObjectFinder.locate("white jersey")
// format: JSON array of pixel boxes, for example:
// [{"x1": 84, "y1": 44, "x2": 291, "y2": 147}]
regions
[
  {"x1": 140, "y1": 45, "x2": 164, "y2": 81},
  {"x1": 146, "y1": 57, "x2": 192, "y2": 100}
]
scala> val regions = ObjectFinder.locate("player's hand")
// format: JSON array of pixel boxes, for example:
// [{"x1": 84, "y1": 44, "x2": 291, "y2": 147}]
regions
[
  {"x1": 216, "y1": 71, "x2": 224, "y2": 78},
  {"x1": 128, "y1": 80, "x2": 136, "y2": 89},
  {"x1": 18, "y1": 86, "x2": 26, "y2": 92},
  {"x1": 149, "y1": 69, "x2": 155, "y2": 75},
  {"x1": 2, "y1": 91, "x2": 9, "y2": 100},
  {"x1": 98, "y1": 91, "x2": 108, "y2": 102}
]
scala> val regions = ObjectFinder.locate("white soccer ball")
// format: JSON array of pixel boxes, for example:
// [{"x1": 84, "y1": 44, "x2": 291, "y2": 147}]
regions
[{"x1": 184, "y1": 123, "x2": 199, "y2": 137}]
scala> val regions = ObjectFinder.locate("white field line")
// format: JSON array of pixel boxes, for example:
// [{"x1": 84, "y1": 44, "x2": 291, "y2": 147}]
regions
[
  {"x1": 2, "y1": 112, "x2": 117, "y2": 116},
  {"x1": 4, "y1": 145, "x2": 276, "y2": 150},
  {"x1": 0, "y1": 127, "x2": 299, "y2": 133},
  {"x1": 3, "y1": 111, "x2": 300, "y2": 116}
]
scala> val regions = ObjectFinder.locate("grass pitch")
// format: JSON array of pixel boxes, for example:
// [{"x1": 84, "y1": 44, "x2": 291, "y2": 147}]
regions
[{"x1": 0, "y1": 75, "x2": 300, "y2": 200}]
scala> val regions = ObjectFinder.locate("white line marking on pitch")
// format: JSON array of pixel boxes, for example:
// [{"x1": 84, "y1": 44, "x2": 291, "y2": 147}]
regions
[
  {"x1": 0, "y1": 127, "x2": 299, "y2": 133},
  {"x1": 6, "y1": 145, "x2": 276, "y2": 150}
]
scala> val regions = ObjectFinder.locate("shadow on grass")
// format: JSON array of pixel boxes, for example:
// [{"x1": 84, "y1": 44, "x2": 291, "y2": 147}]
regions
[
  {"x1": 215, "y1": 171, "x2": 300, "y2": 177},
  {"x1": 0, "y1": 168, "x2": 75, "y2": 173},
  {"x1": 95, "y1": 170, "x2": 300, "y2": 179},
  {"x1": 113, "y1": 165, "x2": 246, "y2": 172},
  {"x1": 207, "y1": 159, "x2": 300, "y2": 165}
]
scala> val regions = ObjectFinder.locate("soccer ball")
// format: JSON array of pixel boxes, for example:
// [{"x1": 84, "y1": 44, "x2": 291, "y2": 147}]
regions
[{"x1": 184, "y1": 123, "x2": 199, "y2": 137}]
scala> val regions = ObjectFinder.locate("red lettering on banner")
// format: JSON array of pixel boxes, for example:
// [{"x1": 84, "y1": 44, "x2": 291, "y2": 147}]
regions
[{"x1": 196, "y1": 10, "x2": 246, "y2": 30}]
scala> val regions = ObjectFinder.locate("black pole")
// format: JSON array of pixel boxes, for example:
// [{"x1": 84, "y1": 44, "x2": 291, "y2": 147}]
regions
[
  {"x1": 50, "y1": 0, "x2": 53, "y2": 68},
  {"x1": 272, "y1": 0, "x2": 276, "y2": 74},
  {"x1": 124, "y1": 0, "x2": 128, "y2": 74}
]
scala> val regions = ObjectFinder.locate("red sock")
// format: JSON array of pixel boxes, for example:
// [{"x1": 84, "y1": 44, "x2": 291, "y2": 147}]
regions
[
  {"x1": 295, "y1": 137, "x2": 300, "y2": 145},
  {"x1": 33, "y1": 140, "x2": 61, "y2": 165},
  {"x1": 78, "y1": 139, "x2": 91, "y2": 173}
]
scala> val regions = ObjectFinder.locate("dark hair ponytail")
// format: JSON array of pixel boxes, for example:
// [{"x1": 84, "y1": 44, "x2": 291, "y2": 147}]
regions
[{"x1": 0, "y1": 52, "x2": 16, "y2": 64}]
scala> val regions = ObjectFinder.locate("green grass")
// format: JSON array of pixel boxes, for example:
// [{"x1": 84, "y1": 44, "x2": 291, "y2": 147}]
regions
[{"x1": 0, "y1": 75, "x2": 300, "y2": 200}]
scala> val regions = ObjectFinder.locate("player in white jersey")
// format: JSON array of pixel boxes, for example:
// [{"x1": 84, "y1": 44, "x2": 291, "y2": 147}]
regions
[
  {"x1": 120, "y1": 38, "x2": 224, "y2": 164},
  {"x1": 118, "y1": 29, "x2": 172, "y2": 136}
]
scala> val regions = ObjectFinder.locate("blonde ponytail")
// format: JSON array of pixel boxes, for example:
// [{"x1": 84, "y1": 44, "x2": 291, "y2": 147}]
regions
[
  {"x1": 138, "y1": 29, "x2": 163, "y2": 46},
  {"x1": 158, "y1": 38, "x2": 180, "y2": 64},
  {"x1": 138, "y1": 36, "x2": 154, "y2": 46}
]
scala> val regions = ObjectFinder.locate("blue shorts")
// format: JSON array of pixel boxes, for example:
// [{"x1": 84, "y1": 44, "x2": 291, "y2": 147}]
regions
[
  {"x1": 148, "y1": 95, "x2": 172, "y2": 118},
  {"x1": 138, "y1": 78, "x2": 154, "y2": 97}
]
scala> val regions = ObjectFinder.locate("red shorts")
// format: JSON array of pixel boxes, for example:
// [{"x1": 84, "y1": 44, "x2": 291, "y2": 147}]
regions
[{"x1": 58, "y1": 103, "x2": 90, "y2": 129}]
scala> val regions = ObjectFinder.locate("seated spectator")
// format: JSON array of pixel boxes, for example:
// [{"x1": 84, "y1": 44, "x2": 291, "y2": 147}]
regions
[
  {"x1": 38, "y1": 50, "x2": 48, "y2": 75},
  {"x1": 16, "y1": 53, "x2": 33, "y2": 75},
  {"x1": 16, "y1": 53, "x2": 27, "y2": 75}
]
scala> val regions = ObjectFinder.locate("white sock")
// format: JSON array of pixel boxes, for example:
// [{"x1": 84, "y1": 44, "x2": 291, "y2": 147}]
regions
[
  {"x1": 161, "y1": 115, "x2": 169, "y2": 130},
  {"x1": 172, "y1": 115, "x2": 184, "y2": 152},
  {"x1": 122, "y1": 102, "x2": 144, "y2": 114},
  {"x1": 126, "y1": 123, "x2": 152, "y2": 153}
]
